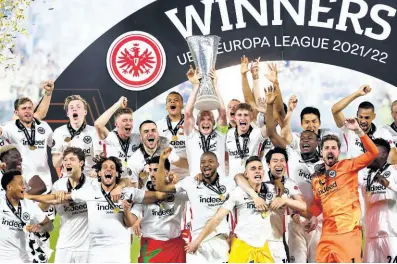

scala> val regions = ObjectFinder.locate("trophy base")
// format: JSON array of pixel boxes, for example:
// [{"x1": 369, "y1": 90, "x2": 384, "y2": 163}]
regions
[{"x1": 194, "y1": 98, "x2": 221, "y2": 111}]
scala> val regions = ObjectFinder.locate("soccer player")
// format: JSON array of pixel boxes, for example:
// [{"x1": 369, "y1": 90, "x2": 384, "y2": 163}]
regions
[
  {"x1": 0, "y1": 170, "x2": 53, "y2": 262},
  {"x1": 184, "y1": 66, "x2": 228, "y2": 177},
  {"x1": 358, "y1": 138, "x2": 397, "y2": 263},
  {"x1": 131, "y1": 156, "x2": 188, "y2": 263},
  {"x1": 308, "y1": 118, "x2": 378, "y2": 263},
  {"x1": 127, "y1": 120, "x2": 187, "y2": 188},
  {"x1": 0, "y1": 97, "x2": 53, "y2": 193},
  {"x1": 155, "y1": 148, "x2": 236, "y2": 262},
  {"x1": 156, "y1": 91, "x2": 189, "y2": 178},
  {"x1": 331, "y1": 85, "x2": 395, "y2": 160},
  {"x1": 28, "y1": 154, "x2": 168, "y2": 263},
  {"x1": 52, "y1": 95, "x2": 101, "y2": 176},
  {"x1": 227, "y1": 99, "x2": 240, "y2": 129},
  {"x1": 266, "y1": 92, "x2": 323, "y2": 262},
  {"x1": 95, "y1": 96, "x2": 141, "y2": 179},
  {"x1": 378, "y1": 100, "x2": 397, "y2": 163}
]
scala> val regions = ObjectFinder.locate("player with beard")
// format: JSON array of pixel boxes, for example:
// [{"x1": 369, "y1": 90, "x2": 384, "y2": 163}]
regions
[
  {"x1": 357, "y1": 138, "x2": 397, "y2": 263},
  {"x1": 307, "y1": 118, "x2": 378, "y2": 263},
  {"x1": 52, "y1": 95, "x2": 101, "y2": 177},
  {"x1": 155, "y1": 149, "x2": 236, "y2": 263},
  {"x1": 265, "y1": 91, "x2": 323, "y2": 263},
  {"x1": 156, "y1": 91, "x2": 189, "y2": 178},
  {"x1": 378, "y1": 100, "x2": 397, "y2": 164},
  {"x1": 131, "y1": 156, "x2": 188, "y2": 263},
  {"x1": 184, "y1": 66, "x2": 227, "y2": 177},
  {"x1": 95, "y1": 96, "x2": 141, "y2": 179},
  {"x1": 331, "y1": 85, "x2": 396, "y2": 161},
  {"x1": 27, "y1": 155, "x2": 168, "y2": 263},
  {"x1": 127, "y1": 120, "x2": 187, "y2": 188},
  {"x1": 186, "y1": 156, "x2": 274, "y2": 263},
  {"x1": 0, "y1": 170, "x2": 54, "y2": 263}
]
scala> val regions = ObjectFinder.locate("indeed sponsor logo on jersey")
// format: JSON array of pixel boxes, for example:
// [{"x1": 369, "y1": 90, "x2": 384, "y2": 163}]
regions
[
  {"x1": 199, "y1": 195, "x2": 223, "y2": 206},
  {"x1": 2, "y1": 218, "x2": 24, "y2": 231},
  {"x1": 82, "y1": 148, "x2": 91, "y2": 155},
  {"x1": 317, "y1": 181, "x2": 338, "y2": 196},
  {"x1": 199, "y1": 142, "x2": 217, "y2": 151},
  {"x1": 170, "y1": 140, "x2": 185, "y2": 148},
  {"x1": 366, "y1": 184, "x2": 386, "y2": 193},
  {"x1": 64, "y1": 203, "x2": 88, "y2": 215},
  {"x1": 228, "y1": 148, "x2": 249, "y2": 157},
  {"x1": 298, "y1": 170, "x2": 312, "y2": 181},
  {"x1": 96, "y1": 203, "x2": 122, "y2": 214},
  {"x1": 22, "y1": 139, "x2": 45, "y2": 148},
  {"x1": 151, "y1": 207, "x2": 175, "y2": 217}
]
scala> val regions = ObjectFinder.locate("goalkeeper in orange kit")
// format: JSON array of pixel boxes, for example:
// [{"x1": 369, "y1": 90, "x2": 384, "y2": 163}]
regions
[{"x1": 307, "y1": 118, "x2": 378, "y2": 263}]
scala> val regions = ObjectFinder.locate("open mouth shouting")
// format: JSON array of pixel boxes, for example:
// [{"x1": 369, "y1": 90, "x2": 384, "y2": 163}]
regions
[
  {"x1": 124, "y1": 126, "x2": 132, "y2": 134},
  {"x1": 72, "y1": 113, "x2": 79, "y2": 120},
  {"x1": 359, "y1": 122, "x2": 368, "y2": 130},
  {"x1": 200, "y1": 123, "x2": 212, "y2": 134},
  {"x1": 274, "y1": 167, "x2": 284, "y2": 176},
  {"x1": 202, "y1": 166, "x2": 213, "y2": 177},
  {"x1": 301, "y1": 143, "x2": 311, "y2": 152},
  {"x1": 103, "y1": 171, "x2": 113, "y2": 181},
  {"x1": 254, "y1": 174, "x2": 262, "y2": 181},
  {"x1": 326, "y1": 153, "x2": 335, "y2": 163},
  {"x1": 64, "y1": 166, "x2": 73, "y2": 175},
  {"x1": 238, "y1": 121, "x2": 248, "y2": 130}
]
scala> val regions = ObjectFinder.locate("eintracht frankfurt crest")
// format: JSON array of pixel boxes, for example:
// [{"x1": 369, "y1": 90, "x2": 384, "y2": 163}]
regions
[{"x1": 107, "y1": 31, "x2": 166, "y2": 91}]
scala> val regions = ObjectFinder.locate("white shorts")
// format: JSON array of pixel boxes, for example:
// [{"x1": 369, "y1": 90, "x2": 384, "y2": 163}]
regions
[
  {"x1": 186, "y1": 235, "x2": 229, "y2": 263},
  {"x1": 288, "y1": 219, "x2": 321, "y2": 263},
  {"x1": 364, "y1": 236, "x2": 397, "y2": 263},
  {"x1": 268, "y1": 240, "x2": 288, "y2": 263},
  {"x1": 55, "y1": 249, "x2": 88, "y2": 263},
  {"x1": 89, "y1": 245, "x2": 130, "y2": 263}
]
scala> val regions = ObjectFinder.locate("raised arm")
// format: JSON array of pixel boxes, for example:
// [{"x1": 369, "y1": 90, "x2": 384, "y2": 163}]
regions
[
  {"x1": 331, "y1": 85, "x2": 371, "y2": 128},
  {"x1": 154, "y1": 148, "x2": 177, "y2": 193},
  {"x1": 240, "y1": 56, "x2": 259, "y2": 119},
  {"x1": 94, "y1": 96, "x2": 128, "y2": 140},
  {"x1": 184, "y1": 65, "x2": 202, "y2": 136},
  {"x1": 280, "y1": 95, "x2": 298, "y2": 144},
  {"x1": 34, "y1": 81, "x2": 54, "y2": 120},
  {"x1": 264, "y1": 63, "x2": 286, "y2": 122},
  {"x1": 211, "y1": 69, "x2": 227, "y2": 126}
]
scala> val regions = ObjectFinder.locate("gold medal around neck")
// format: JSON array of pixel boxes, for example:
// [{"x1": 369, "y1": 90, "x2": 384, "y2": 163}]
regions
[
  {"x1": 113, "y1": 207, "x2": 120, "y2": 214},
  {"x1": 29, "y1": 145, "x2": 37, "y2": 151},
  {"x1": 219, "y1": 194, "x2": 225, "y2": 201},
  {"x1": 261, "y1": 211, "x2": 269, "y2": 219},
  {"x1": 172, "y1": 135, "x2": 178, "y2": 141},
  {"x1": 64, "y1": 137, "x2": 71, "y2": 142},
  {"x1": 123, "y1": 160, "x2": 128, "y2": 168},
  {"x1": 139, "y1": 171, "x2": 146, "y2": 179},
  {"x1": 159, "y1": 203, "x2": 164, "y2": 210},
  {"x1": 241, "y1": 159, "x2": 244, "y2": 166}
]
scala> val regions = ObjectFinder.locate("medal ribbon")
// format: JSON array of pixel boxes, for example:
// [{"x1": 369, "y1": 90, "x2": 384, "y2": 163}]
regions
[
  {"x1": 5, "y1": 197, "x2": 25, "y2": 227},
  {"x1": 202, "y1": 173, "x2": 223, "y2": 195},
  {"x1": 166, "y1": 115, "x2": 184, "y2": 136},
  {"x1": 115, "y1": 131, "x2": 130, "y2": 162},
  {"x1": 101, "y1": 186, "x2": 117, "y2": 210},
  {"x1": 391, "y1": 122, "x2": 397, "y2": 133},
  {"x1": 16, "y1": 119, "x2": 36, "y2": 147},
  {"x1": 199, "y1": 130, "x2": 216, "y2": 152},
  {"x1": 67, "y1": 122, "x2": 86, "y2": 140},
  {"x1": 66, "y1": 174, "x2": 86, "y2": 192},
  {"x1": 140, "y1": 144, "x2": 160, "y2": 164},
  {"x1": 234, "y1": 126, "x2": 253, "y2": 160}
]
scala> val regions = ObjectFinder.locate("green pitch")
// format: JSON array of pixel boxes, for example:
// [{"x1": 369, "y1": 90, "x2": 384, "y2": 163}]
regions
[{"x1": 48, "y1": 215, "x2": 141, "y2": 263}]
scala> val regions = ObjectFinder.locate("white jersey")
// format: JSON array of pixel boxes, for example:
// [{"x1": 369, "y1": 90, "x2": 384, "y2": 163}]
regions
[
  {"x1": 226, "y1": 127, "x2": 265, "y2": 178},
  {"x1": 340, "y1": 125, "x2": 393, "y2": 158},
  {"x1": 185, "y1": 128, "x2": 226, "y2": 177},
  {"x1": 52, "y1": 176, "x2": 97, "y2": 250},
  {"x1": 358, "y1": 165, "x2": 397, "y2": 238},
  {"x1": 103, "y1": 131, "x2": 141, "y2": 178},
  {"x1": 52, "y1": 124, "x2": 101, "y2": 175},
  {"x1": 157, "y1": 116, "x2": 188, "y2": 177},
  {"x1": 127, "y1": 144, "x2": 180, "y2": 185},
  {"x1": 264, "y1": 177, "x2": 302, "y2": 241},
  {"x1": 131, "y1": 190, "x2": 188, "y2": 241},
  {"x1": 0, "y1": 192, "x2": 46, "y2": 262},
  {"x1": 379, "y1": 124, "x2": 397, "y2": 148},
  {"x1": 222, "y1": 186, "x2": 272, "y2": 247},
  {"x1": 71, "y1": 182, "x2": 145, "y2": 259},
  {"x1": 1, "y1": 120, "x2": 53, "y2": 191},
  {"x1": 175, "y1": 174, "x2": 235, "y2": 241}
]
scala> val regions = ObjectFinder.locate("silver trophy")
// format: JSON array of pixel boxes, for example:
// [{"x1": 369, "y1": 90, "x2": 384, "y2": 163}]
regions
[{"x1": 186, "y1": 35, "x2": 221, "y2": 111}]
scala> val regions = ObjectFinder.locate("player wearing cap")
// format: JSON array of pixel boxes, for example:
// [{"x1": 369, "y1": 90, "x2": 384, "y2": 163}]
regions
[
  {"x1": 131, "y1": 156, "x2": 188, "y2": 263},
  {"x1": 184, "y1": 66, "x2": 228, "y2": 177},
  {"x1": 358, "y1": 138, "x2": 397, "y2": 263},
  {"x1": 308, "y1": 118, "x2": 378, "y2": 263},
  {"x1": 95, "y1": 96, "x2": 141, "y2": 180},
  {"x1": 52, "y1": 95, "x2": 101, "y2": 176},
  {"x1": 155, "y1": 149, "x2": 236, "y2": 263},
  {"x1": 0, "y1": 170, "x2": 53, "y2": 262},
  {"x1": 127, "y1": 120, "x2": 187, "y2": 188},
  {"x1": 186, "y1": 156, "x2": 275, "y2": 263}
]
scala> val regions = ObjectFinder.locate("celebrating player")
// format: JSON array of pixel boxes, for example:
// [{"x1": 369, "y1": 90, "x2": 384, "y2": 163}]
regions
[
  {"x1": 155, "y1": 148, "x2": 236, "y2": 262},
  {"x1": 184, "y1": 66, "x2": 228, "y2": 177},
  {"x1": 308, "y1": 118, "x2": 378, "y2": 263},
  {"x1": 52, "y1": 95, "x2": 101, "y2": 176},
  {"x1": 0, "y1": 170, "x2": 54, "y2": 262},
  {"x1": 378, "y1": 100, "x2": 397, "y2": 164},
  {"x1": 358, "y1": 138, "x2": 397, "y2": 263}
]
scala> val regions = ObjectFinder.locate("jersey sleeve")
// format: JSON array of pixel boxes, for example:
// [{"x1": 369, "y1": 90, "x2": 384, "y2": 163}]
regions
[
  {"x1": 286, "y1": 178, "x2": 303, "y2": 197},
  {"x1": 376, "y1": 128, "x2": 395, "y2": 148},
  {"x1": 357, "y1": 170, "x2": 366, "y2": 187},
  {"x1": 29, "y1": 200, "x2": 47, "y2": 224},
  {"x1": 290, "y1": 133, "x2": 300, "y2": 150},
  {"x1": 131, "y1": 203, "x2": 144, "y2": 218},
  {"x1": 253, "y1": 127, "x2": 266, "y2": 142},
  {"x1": 174, "y1": 178, "x2": 189, "y2": 193},
  {"x1": 1, "y1": 122, "x2": 11, "y2": 141},
  {"x1": 350, "y1": 135, "x2": 379, "y2": 171},
  {"x1": 387, "y1": 168, "x2": 397, "y2": 192},
  {"x1": 175, "y1": 192, "x2": 189, "y2": 202},
  {"x1": 71, "y1": 187, "x2": 94, "y2": 203},
  {"x1": 51, "y1": 128, "x2": 64, "y2": 154},
  {"x1": 221, "y1": 188, "x2": 237, "y2": 211},
  {"x1": 127, "y1": 157, "x2": 142, "y2": 183},
  {"x1": 91, "y1": 128, "x2": 102, "y2": 155}
]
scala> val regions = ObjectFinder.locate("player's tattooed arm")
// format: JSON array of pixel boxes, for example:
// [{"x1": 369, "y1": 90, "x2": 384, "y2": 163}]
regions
[
  {"x1": 234, "y1": 173, "x2": 267, "y2": 212},
  {"x1": 95, "y1": 96, "x2": 128, "y2": 140},
  {"x1": 185, "y1": 65, "x2": 203, "y2": 136},
  {"x1": 185, "y1": 207, "x2": 230, "y2": 254},
  {"x1": 331, "y1": 85, "x2": 371, "y2": 128}
]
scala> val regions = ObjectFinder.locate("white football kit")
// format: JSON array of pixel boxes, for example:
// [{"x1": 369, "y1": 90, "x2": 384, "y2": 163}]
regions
[
  {"x1": 185, "y1": 127, "x2": 226, "y2": 177},
  {"x1": 175, "y1": 174, "x2": 236, "y2": 263},
  {"x1": 0, "y1": 192, "x2": 46, "y2": 262},
  {"x1": 103, "y1": 131, "x2": 141, "y2": 179},
  {"x1": 71, "y1": 182, "x2": 145, "y2": 263},
  {"x1": 226, "y1": 126, "x2": 266, "y2": 178},
  {"x1": 1, "y1": 119, "x2": 53, "y2": 192},
  {"x1": 379, "y1": 123, "x2": 397, "y2": 148},
  {"x1": 358, "y1": 165, "x2": 397, "y2": 263},
  {"x1": 52, "y1": 123, "x2": 101, "y2": 175}
]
